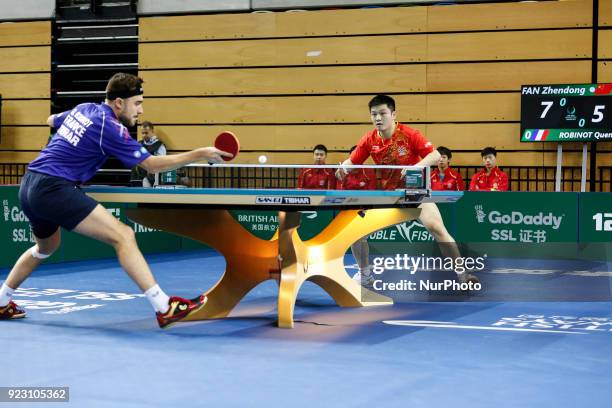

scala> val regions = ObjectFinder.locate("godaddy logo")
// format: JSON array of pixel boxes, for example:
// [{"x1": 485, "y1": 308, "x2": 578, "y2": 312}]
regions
[
  {"x1": 474, "y1": 206, "x2": 564, "y2": 230},
  {"x1": 3, "y1": 200, "x2": 9, "y2": 222},
  {"x1": 474, "y1": 205, "x2": 486, "y2": 223}
]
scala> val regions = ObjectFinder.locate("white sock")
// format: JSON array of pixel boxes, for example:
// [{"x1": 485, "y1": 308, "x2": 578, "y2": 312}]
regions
[
  {"x1": 144, "y1": 285, "x2": 170, "y2": 313},
  {"x1": 0, "y1": 283, "x2": 16, "y2": 307},
  {"x1": 361, "y1": 265, "x2": 372, "y2": 276}
]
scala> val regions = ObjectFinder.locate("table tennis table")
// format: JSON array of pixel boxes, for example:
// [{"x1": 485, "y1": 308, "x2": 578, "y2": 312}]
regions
[{"x1": 85, "y1": 185, "x2": 462, "y2": 328}]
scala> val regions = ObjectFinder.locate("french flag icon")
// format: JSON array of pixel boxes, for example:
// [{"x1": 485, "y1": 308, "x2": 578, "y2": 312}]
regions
[{"x1": 534, "y1": 129, "x2": 549, "y2": 141}]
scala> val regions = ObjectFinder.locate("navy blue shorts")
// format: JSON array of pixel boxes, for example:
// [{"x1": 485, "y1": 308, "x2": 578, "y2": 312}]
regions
[{"x1": 19, "y1": 170, "x2": 98, "y2": 239}]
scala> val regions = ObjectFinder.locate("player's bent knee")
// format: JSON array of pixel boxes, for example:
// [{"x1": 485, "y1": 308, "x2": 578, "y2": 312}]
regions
[
  {"x1": 106, "y1": 224, "x2": 136, "y2": 249},
  {"x1": 119, "y1": 224, "x2": 137, "y2": 245},
  {"x1": 30, "y1": 244, "x2": 56, "y2": 260}
]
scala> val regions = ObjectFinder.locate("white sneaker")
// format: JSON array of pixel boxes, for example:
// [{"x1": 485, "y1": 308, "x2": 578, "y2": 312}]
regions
[
  {"x1": 352, "y1": 270, "x2": 375, "y2": 286},
  {"x1": 457, "y1": 272, "x2": 480, "y2": 285}
]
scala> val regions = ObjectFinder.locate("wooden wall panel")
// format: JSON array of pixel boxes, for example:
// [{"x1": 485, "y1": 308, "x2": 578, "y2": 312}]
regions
[
  {"x1": 0, "y1": 21, "x2": 51, "y2": 166},
  {"x1": 428, "y1": 29, "x2": 591, "y2": 62},
  {"x1": 598, "y1": 30, "x2": 612, "y2": 58},
  {"x1": 596, "y1": 151, "x2": 612, "y2": 167},
  {"x1": 141, "y1": 29, "x2": 589, "y2": 70},
  {"x1": 0, "y1": 47, "x2": 50, "y2": 73},
  {"x1": 600, "y1": 0, "x2": 612, "y2": 26},
  {"x1": 598, "y1": 61, "x2": 612, "y2": 81},
  {"x1": 140, "y1": 1, "x2": 592, "y2": 42},
  {"x1": 427, "y1": 61, "x2": 591, "y2": 92},
  {"x1": 427, "y1": 93, "x2": 520, "y2": 122},
  {"x1": 0, "y1": 127, "x2": 48, "y2": 150},
  {"x1": 144, "y1": 94, "x2": 519, "y2": 125},
  {"x1": 140, "y1": 7, "x2": 426, "y2": 41},
  {"x1": 144, "y1": 94, "x2": 517, "y2": 125},
  {"x1": 140, "y1": 35, "x2": 428, "y2": 69},
  {"x1": 427, "y1": 124, "x2": 521, "y2": 150},
  {"x1": 0, "y1": 152, "x2": 38, "y2": 163},
  {"x1": 142, "y1": 95, "x2": 427, "y2": 124},
  {"x1": 0, "y1": 73, "x2": 49, "y2": 98},
  {"x1": 1, "y1": 100, "x2": 49, "y2": 126},
  {"x1": 428, "y1": 0, "x2": 592, "y2": 32},
  {"x1": 141, "y1": 65, "x2": 426, "y2": 96},
  {"x1": 0, "y1": 21, "x2": 51, "y2": 46}
]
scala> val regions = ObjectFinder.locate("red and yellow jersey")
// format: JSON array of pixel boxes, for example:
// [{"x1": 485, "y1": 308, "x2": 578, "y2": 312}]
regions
[
  {"x1": 298, "y1": 167, "x2": 337, "y2": 189},
  {"x1": 339, "y1": 168, "x2": 377, "y2": 190},
  {"x1": 431, "y1": 167, "x2": 465, "y2": 191},
  {"x1": 350, "y1": 123, "x2": 434, "y2": 190},
  {"x1": 469, "y1": 167, "x2": 508, "y2": 191}
]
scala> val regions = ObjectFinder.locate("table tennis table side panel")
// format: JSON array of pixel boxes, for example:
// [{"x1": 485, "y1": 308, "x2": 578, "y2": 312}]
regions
[{"x1": 84, "y1": 187, "x2": 411, "y2": 206}]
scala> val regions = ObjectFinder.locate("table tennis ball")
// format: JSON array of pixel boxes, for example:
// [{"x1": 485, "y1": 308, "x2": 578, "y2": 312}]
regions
[{"x1": 258, "y1": 155, "x2": 268, "y2": 164}]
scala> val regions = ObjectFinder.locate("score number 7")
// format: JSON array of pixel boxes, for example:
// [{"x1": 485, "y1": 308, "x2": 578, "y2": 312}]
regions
[{"x1": 540, "y1": 100, "x2": 605, "y2": 124}]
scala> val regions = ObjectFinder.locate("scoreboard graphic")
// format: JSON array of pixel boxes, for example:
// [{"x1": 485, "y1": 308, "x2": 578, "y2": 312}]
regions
[{"x1": 520, "y1": 83, "x2": 612, "y2": 142}]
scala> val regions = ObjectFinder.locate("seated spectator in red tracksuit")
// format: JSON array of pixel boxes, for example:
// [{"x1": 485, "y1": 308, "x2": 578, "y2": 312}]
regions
[
  {"x1": 469, "y1": 146, "x2": 508, "y2": 191},
  {"x1": 298, "y1": 144, "x2": 336, "y2": 189},
  {"x1": 430, "y1": 146, "x2": 465, "y2": 191}
]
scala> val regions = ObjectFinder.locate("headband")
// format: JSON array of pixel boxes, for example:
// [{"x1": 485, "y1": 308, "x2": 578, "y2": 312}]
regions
[{"x1": 106, "y1": 87, "x2": 144, "y2": 100}]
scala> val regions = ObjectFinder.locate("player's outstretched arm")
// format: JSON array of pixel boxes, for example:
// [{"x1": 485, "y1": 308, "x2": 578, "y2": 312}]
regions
[
  {"x1": 336, "y1": 158, "x2": 353, "y2": 181},
  {"x1": 415, "y1": 150, "x2": 441, "y2": 168},
  {"x1": 401, "y1": 150, "x2": 441, "y2": 178},
  {"x1": 139, "y1": 147, "x2": 232, "y2": 173}
]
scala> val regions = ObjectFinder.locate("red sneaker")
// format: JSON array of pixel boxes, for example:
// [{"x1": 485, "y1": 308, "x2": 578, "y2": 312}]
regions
[
  {"x1": 156, "y1": 295, "x2": 207, "y2": 328},
  {"x1": 0, "y1": 301, "x2": 26, "y2": 320}
]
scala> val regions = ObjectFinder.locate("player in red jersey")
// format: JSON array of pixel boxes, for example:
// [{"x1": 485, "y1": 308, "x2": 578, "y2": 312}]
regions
[
  {"x1": 298, "y1": 144, "x2": 336, "y2": 190},
  {"x1": 339, "y1": 146, "x2": 377, "y2": 284},
  {"x1": 337, "y1": 95, "x2": 478, "y2": 284},
  {"x1": 469, "y1": 147, "x2": 508, "y2": 191},
  {"x1": 431, "y1": 146, "x2": 465, "y2": 191}
]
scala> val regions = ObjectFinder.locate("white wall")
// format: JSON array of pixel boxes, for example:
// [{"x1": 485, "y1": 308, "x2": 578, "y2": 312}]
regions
[
  {"x1": 0, "y1": 0, "x2": 54, "y2": 21},
  {"x1": 138, "y1": 0, "x2": 251, "y2": 15}
]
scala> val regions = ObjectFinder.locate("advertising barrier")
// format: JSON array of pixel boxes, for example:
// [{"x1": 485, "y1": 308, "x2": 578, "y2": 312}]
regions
[{"x1": 1, "y1": 187, "x2": 610, "y2": 268}]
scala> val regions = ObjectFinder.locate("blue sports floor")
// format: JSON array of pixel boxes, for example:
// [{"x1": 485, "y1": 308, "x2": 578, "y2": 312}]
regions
[{"x1": 2, "y1": 249, "x2": 612, "y2": 408}]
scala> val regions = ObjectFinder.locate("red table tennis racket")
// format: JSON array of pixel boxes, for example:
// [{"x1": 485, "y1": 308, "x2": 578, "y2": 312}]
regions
[{"x1": 214, "y1": 131, "x2": 240, "y2": 161}]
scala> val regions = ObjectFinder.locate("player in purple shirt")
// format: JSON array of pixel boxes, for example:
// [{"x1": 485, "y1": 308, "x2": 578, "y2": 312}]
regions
[{"x1": 0, "y1": 73, "x2": 232, "y2": 328}]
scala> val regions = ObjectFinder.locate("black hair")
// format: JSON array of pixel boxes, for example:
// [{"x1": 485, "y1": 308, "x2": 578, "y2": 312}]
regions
[
  {"x1": 105, "y1": 72, "x2": 144, "y2": 100},
  {"x1": 313, "y1": 144, "x2": 328, "y2": 154},
  {"x1": 368, "y1": 95, "x2": 396, "y2": 112},
  {"x1": 437, "y1": 146, "x2": 452, "y2": 159},
  {"x1": 481, "y1": 146, "x2": 497, "y2": 157}
]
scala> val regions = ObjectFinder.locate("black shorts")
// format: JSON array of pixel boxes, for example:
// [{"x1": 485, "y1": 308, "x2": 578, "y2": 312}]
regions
[{"x1": 19, "y1": 170, "x2": 98, "y2": 239}]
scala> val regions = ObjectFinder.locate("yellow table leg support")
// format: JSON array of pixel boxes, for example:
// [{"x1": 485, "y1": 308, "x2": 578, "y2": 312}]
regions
[
  {"x1": 276, "y1": 208, "x2": 420, "y2": 328},
  {"x1": 127, "y1": 207, "x2": 420, "y2": 328}
]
